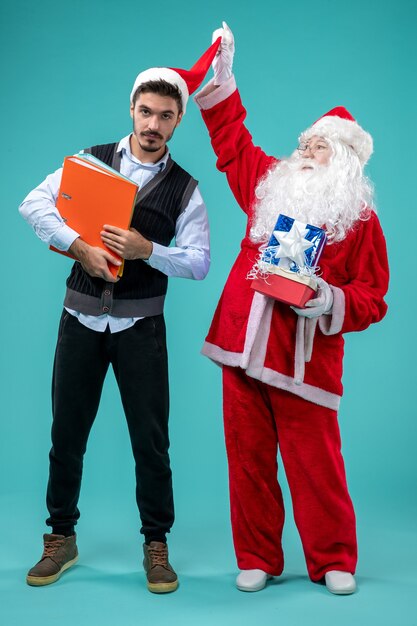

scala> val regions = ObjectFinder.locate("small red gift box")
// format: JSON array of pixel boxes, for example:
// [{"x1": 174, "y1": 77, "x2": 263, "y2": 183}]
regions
[{"x1": 251, "y1": 268, "x2": 317, "y2": 308}]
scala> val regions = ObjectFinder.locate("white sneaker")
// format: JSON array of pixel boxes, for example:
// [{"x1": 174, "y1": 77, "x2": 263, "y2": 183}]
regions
[
  {"x1": 325, "y1": 570, "x2": 356, "y2": 595},
  {"x1": 236, "y1": 569, "x2": 272, "y2": 592}
]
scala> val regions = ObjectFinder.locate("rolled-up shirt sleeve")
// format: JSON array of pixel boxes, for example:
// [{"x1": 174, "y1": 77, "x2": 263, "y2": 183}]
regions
[
  {"x1": 19, "y1": 167, "x2": 80, "y2": 251},
  {"x1": 147, "y1": 186, "x2": 210, "y2": 280}
]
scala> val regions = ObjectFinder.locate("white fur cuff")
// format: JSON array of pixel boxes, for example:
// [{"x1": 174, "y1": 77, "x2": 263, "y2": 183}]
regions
[{"x1": 194, "y1": 76, "x2": 237, "y2": 110}]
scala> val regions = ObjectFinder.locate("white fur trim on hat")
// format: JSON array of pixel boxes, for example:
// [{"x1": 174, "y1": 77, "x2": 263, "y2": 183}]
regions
[
  {"x1": 301, "y1": 116, "x2": 373, "y2": 166},
  {"x1": 130, "y1": 67, "x2": 189, "y2": 113}
]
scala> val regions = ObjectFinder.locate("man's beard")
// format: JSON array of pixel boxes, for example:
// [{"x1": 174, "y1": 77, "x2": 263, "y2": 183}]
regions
[
  {"x1": 133, "y1": 124, "x2": 175, "y2": 153},
  {"x1": 250, "y1": 145, "x2": 374, "y2": 244}
]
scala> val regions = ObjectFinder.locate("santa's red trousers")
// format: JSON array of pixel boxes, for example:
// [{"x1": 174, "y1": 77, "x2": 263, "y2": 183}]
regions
[{"x1": 222, "y1": 365, "x2": 357, "y2": 581}]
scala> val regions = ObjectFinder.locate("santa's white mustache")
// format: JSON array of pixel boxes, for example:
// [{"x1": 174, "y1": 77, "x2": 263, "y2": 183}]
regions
[
  {"x1": 285, "y1": 154, "x2": 320, "y2": 172},
  {"x1": 299, "y1": 159, "x2": 317, "y2": 170}
]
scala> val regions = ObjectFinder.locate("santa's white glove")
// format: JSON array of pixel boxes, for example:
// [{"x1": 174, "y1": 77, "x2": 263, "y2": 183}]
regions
[
  {"x1": 291, "y1": 277, "x2": 334, "y2": 319},
  {"x1": 212, "y1": 21, "x2": 235, "y2": 85}
]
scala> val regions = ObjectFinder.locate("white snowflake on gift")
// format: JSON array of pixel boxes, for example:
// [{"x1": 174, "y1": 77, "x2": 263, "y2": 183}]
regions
[{"x1": 263, "y1": 221, "x2": 314, "y2": 272}]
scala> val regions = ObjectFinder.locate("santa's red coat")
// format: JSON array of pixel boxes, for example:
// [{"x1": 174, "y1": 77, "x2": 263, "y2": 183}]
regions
[{"x1": 195, "y1": 78, "x2": 389, "y2": 410}]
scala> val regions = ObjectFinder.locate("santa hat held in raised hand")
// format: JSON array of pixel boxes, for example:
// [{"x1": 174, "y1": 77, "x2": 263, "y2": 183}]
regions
[
  {"x1": 301, "y1": 106, "x2": 373, "y2": 167},
  {"x1": 130, "y1": 38, "x2": 222, "y2": 114}
]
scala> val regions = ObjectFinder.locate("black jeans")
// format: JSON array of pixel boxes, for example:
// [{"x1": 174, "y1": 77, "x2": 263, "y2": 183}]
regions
[{"x1": 46, "y1": 311, "x2": 173, "y2": 542}]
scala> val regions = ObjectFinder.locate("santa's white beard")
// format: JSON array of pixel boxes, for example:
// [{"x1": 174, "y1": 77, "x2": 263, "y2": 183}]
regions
[{"x1": 250, "y1": 146, "x2": 374, "y2": 244}]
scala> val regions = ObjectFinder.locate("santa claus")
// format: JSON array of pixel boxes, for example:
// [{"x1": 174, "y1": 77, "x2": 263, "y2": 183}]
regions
[{"x1": 194, "y1": 23, "x2": 389, "y2": 595}]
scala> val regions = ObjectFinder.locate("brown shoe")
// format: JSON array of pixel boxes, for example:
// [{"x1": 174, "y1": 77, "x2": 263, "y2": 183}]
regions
[
  {"x1": 143, "y1": 541, "x2": 178, "y2": 593},
  {"x1": 26, "y1": 534, "x2": 78, "y2": 586}
]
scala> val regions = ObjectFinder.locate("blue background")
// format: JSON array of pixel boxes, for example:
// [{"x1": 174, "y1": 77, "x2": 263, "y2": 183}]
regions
[{"x1": 1, "y1": 0, "x2": 416, "y2": 624}]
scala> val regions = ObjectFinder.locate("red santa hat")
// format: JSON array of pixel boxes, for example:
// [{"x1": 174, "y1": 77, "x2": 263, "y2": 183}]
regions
[
  {"x1": 130, "y1": 38, "x2": 221, "y2": 114},
  {"x1": 301, "y1": 106, "x2": 373, "y2": 166}
]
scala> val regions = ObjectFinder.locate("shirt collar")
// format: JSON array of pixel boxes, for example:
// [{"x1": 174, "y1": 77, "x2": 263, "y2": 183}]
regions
[{"x1": 116, "y1": 135, "x2": 169, "y2": 171}]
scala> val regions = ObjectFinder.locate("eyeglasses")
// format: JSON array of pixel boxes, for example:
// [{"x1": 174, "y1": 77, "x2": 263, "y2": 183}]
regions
[{"x1": 297, "y1": 141, "x2": 330, "y2": 155}]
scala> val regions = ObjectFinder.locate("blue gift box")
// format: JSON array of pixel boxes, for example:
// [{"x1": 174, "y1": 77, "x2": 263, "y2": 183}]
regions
[{"x1": 259, "y1": 214, "x2": 327, "y2": 275}]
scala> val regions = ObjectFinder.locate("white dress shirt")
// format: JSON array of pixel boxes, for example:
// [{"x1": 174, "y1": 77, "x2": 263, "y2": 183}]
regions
[{"x1": 19, "y1": 135, "x2": 210, "y2": 332}]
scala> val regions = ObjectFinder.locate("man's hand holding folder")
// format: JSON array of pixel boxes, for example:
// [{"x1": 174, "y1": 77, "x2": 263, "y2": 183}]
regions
[
  {"x1": 100, "y1": 225, "x2": 153, "y2": 261},
  {"x1": 69, "y1": 238, "x2": 122, "y2": 283},
  {"x1": 69, "y1": 221, "x2": 154, "y2": 283}
]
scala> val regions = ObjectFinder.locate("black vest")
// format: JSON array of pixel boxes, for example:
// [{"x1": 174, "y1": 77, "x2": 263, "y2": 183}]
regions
[{"x1": 64, "y1": 142, "x2": 197, "y2": 317}]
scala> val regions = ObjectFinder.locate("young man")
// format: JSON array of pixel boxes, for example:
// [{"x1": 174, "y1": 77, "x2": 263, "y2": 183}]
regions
[
  {"x1": 194, "y1": 23, "x2": 389, "y2": 595},
  {"x1": 19, "y1": 40, "x2": 220, "y2": 593}
]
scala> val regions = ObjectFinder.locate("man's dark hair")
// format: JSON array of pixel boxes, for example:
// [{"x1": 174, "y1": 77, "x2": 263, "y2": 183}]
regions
[{"x1": 132, "y1": 80, "x2": 183, "y2": 115}]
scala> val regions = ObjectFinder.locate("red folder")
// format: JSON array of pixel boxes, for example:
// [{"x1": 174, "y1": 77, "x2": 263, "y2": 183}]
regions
[{"x1": 50, "y1": 154, "x2": 139, "y2": 278}]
